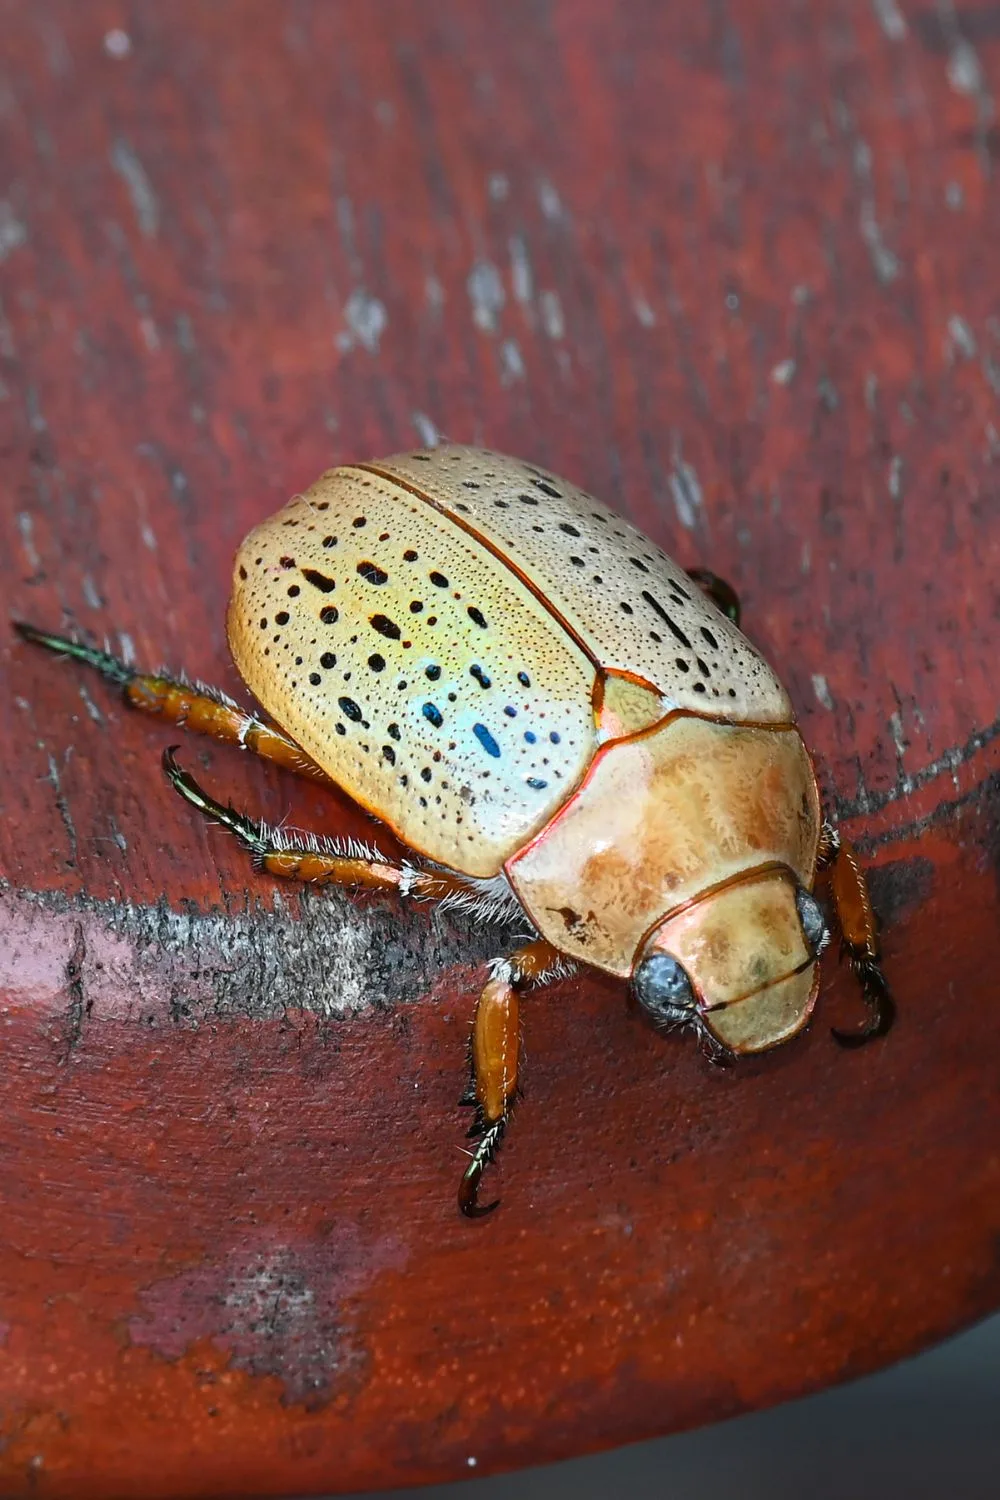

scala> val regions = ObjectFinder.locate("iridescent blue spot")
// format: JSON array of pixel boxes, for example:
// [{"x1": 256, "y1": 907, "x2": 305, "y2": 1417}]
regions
[
  {"x1": 473, "y1": 723, "x2": 501, "y2": 758},
  {"x1": 524, "y1": 731, "x2": 537, "y2": 744},
  {"x1": 549, "y1": 731, "x2": 561, "y2": 744},
  {"x1": 469, "y1": 664, "x2": 491, "y2": 689},
  {"x1": 517, "y1": 671, "x2": 531, "y2": 687},
  {"x1": 504, "y1": 705, "x2": 517, "y2": 718},
  {"x1": 423, "y1": 702, "x2": 443, "y2": 728},
  {"x1": 527, "y1": 777, "x2": 548, "y2": 790}
]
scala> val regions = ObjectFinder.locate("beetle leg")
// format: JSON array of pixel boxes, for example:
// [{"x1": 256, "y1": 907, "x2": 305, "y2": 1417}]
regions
[
  {"x1": 816, "y1": 823, "x2": 896, "y2": 1047},
  {"x1": 459, "y1": 939, "x2": 563, "y2": 1219},
  {"x1": 685, "y1": 568, "x2": 741, "y2": 627},
  {"x1": 163, "y1": 747, "x2": 500, "y2": 909},
  {"x1": 13, "y1": 621, "x2": 330, "y2": 783}
]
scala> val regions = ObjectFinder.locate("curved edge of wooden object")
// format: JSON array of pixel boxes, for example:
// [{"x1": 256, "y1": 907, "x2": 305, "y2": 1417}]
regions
[{"x1": 2, "y1": 1, "x2": 1000, "y2": 1495}]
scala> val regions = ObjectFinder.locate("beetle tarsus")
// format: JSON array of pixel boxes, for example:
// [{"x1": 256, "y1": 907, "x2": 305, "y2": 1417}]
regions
[
  {"x1": 458, "y1": 1119, "x2": 505, "y2": 1218},
  {"x1": 13, "y1": 620, "x2": 134, "y2": 686},
  {"x1": 831, "y1": 951, "x2": 896, "y2": 1048},
  {"x1": 162, "y1": 747, "x2": 266, "y2": 854}
]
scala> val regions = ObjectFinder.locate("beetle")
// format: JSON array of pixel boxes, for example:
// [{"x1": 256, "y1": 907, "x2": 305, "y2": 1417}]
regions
[{"x1": 15, "y1": 445, "x2": 893, "y2": 1216}]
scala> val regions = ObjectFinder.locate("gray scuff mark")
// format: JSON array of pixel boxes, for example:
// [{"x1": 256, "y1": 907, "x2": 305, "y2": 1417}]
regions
[
  {"x1": 508, "y1": 235, "x2": 534, "y2": 304},
  {"x1": 141, "y1": 523, "x2": 157, "y2": 551},
  {"x1": 937, "y1": 8, "x2": 996, "y2": 178},
  {"x1": 46, "y1": 753, "x2": 78, "y2": 865},
  {"x1": 82, "y1": 574, "x2": 102, "y2": 610},
  {"x1": 538, "y1": 290, "x2": 564, "y2": 339},
  {"x1": 865, "y1": 373, "x2": 879, "y2": 412},
  {"x1": 537, "y1": 178, "x2": 563, "y2": 220},
  {"x1": 669, "y1": 456, "x2": 703, "y2": 531},
  {"x1": 0, "y1": 202, "x2": 27, "y2": 262},
  {"x1": 337, "y1": 289, "x2": 388, "y2": 354},
  {"x1": 488, "y1": 172, "x2": 509, "y2": 201},
  {"x1": 947, "y1": 315, "x2": 977, "y2": 359},
  {"x1": 889, "y1": 708, "x2": 909, "y2": 760},
  {"x1": 0, "y1": 868, "x2": 527, "y2": 1025},
  {"x1": 817, "y1": 376, "x2": 840, "y2": 412},
  {"x1": 982, "y1": 353, "x2": 1000, "y2": 397},
  {"x1": 118, "y1": 632, "x2": 136, "y2": 666},
  {"x1": 499, "y1": 338, "x2": 525, "y2": 384},
  {"x1": 872, "y1": 0, "x2": 907, "y2": 40},
  {"x1": 771, "y1": 358, "x2": 797, "y2": 385},
  {"x1": 467, "y1": 260, "x2": 505, "y2": 334},
  {"x1": 945, "y1": 179, "x2": 964, "y2": 209},
  {"x1": 63, "y1": 922, "x2": 88, "y2": 1056},
  {"x1": 78, "y1": 682, "x2": 104, "y2": 725},
  {"x1": 812, "y1": 674, "x2": 834, "y2": 711},
  {"x1": 411, "y1": 411, "x2": 439, "y2": 448},
  {"x1": 138, "y1": 316, "x2": 159, "y2": 352},
  {"x1": 947, "y1": 37, "x2": 984, "y2": 95},
  {"x1": 836, "y1": 713, "x2": 999, "y2": 822},
  {"x1": 888, "y1": 454, "x2": 903, "y2": 499},
  {"x1": 632, "y1": 295, "x2": 656, "y2": 328},
  {"x1": 110, "y1": 139, "x2": 160, "y2": 238},
  {"x1": 854, "y1": 139, "x2": 901, "y2": 283},
  {"x1": 424, "y1": 274, "x2": 445, "y2": 316},
  {"x1": 374, "y1": 99, "x2": 395, "y2": 128},
  {"x1": 17, "y1": 511, "x2": 40, "y2": 571}
]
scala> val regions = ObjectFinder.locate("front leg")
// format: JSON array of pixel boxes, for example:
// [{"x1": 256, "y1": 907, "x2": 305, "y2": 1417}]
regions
[{"x1": 459, "y1": 939, "x2": 566, "y2": 1219}]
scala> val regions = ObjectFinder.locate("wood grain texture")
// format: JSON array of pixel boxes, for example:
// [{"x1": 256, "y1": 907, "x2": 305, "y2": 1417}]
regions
[{"x1": 1, "y1": 1, "x2": 998, "y2": 1495}]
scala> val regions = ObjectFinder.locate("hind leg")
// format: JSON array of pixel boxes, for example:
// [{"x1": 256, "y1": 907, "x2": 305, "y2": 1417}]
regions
[{"x1": 817, "y1": 822, "x2": 895, "y2": 1046}]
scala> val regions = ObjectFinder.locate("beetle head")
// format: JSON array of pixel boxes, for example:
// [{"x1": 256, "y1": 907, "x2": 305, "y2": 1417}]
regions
[{"x1": 632, "y1": 867, "x2": 829, "y2": 1054}]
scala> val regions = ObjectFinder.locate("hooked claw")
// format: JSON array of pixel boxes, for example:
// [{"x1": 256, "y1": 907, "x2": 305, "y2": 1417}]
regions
[
  {"x1": 832, "y1": 952, "x2": 896, "y2": 1048},
  {"x1": 458, "y1": 1118, "x2": 505, "y2": 1219}
]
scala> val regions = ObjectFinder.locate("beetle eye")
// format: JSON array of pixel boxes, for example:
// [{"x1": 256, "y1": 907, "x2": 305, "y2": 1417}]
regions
[
  {"x1": 632, "y1": 952, "x2": 696, "y2": 1026},
  {"x1": 795, "y1": 887, "x2": 829, "y2": 958}
]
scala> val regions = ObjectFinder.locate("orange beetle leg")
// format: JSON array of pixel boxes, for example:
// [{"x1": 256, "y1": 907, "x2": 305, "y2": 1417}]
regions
[
  {"x1": 13, "y1": 621, "x2": 329, "y2": 783},
  {"x1": 459, "y1": 940, "x2": 564, "y2": 1220},
  {"x1": 817, "y1": 822, "x2": 896, "y2": 1047},
  {"x1": 685, "y1": 568, "x2": 741, "y2": 627}
]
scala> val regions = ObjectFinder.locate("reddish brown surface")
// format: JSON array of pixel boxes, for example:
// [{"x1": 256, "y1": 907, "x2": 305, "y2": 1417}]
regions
[{"x1": 1, "y1": 2, "x2": 999, "y2": 1496}]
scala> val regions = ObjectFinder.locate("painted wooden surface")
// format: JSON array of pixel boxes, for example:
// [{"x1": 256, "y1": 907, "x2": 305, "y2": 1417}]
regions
[{"x1": 1, "y1": 1, "x2": 998, "y2": 1496}]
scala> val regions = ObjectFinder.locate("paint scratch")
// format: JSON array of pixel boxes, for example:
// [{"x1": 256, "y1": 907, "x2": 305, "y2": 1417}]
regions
[
  {"x1": 337, "y1": 289, "x2": 388, "y2": 354},
  {"x1": 0, "y1": 201, "x2": 27, "y2": 262},
  {"x1": 872, "y1": 0, "x2": 907, "y2": 40},
  {"x1": 110, "y1": 139, "x2": 160, "y2": 238},
  {"x1": 467, "y1": 261, "x2": 505, "y2": 334},
  {"x1": 669, "y1": 458, "x2": 703, "y2": 530}
]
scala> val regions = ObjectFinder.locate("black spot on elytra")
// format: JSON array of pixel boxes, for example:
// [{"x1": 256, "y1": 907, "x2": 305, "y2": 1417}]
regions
[
  {"x1": 643, "y1": 591, "x2": 692, "y2": 648},
  {"x1": 559, "y1": 522, "x2": 580, "y2": 537},
  {"x1": 368, "y1": 653, "x2": 385, "y2": 672},
  {"x1": 425, "y1": 664, "x2": 441, "y2": 680},
  {"x1": 531, "y1": 477, "x2": 562, "y2": 498},
  {"x1": 470, "y1": 664, "x2": 491, "y2": 689},
  {"x1": 320, "y1": 651, "x2": 337, "y2": 669},
  {"x1": 339, "y1": 696, "x2": 363, "y2": 722},
  {"x1": 280, "y1": 556, "x2": 295, "y2": 569},
  {"x1": 302, "y1": 568, "x2": 336, "y2": 593},
  {"x1": 275, "y1": 611, "x2": 289, "y2": 625},
  {"x1": 423, "y1": 702, "x2": 443, "y2": 727},
  {"x1": 701, "y1": 626, "x2": 719, "y2": 650},
  {"x1": 320, "y1": 605, "x2": 339, "y2": 624},
  {"x1": 382, "y1": 744, "x2": 396, "y2": 765},
  {"x1": 429, "y1": 571, "x2": 449, "y2": 588},
  {"x1": 309, "y1": 672, "x2": 321, "y2": 686},
  {"x1": 370, "y1": 614, "x2": 401, "y2": 639},
  {"x1": 357, "y1": 561, "x2": 388, "y2": 586},
  {"x1": 467, "y1": 606, "x2": 488, "y2": 629}
]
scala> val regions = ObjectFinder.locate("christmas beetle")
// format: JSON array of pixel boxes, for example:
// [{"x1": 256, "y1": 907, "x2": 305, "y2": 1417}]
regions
[{"x1": 15, "y1": 445, "x2": 893, "y2": 1216}]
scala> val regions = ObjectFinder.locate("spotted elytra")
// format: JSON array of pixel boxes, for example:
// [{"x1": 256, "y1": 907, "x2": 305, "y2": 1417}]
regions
[{"x1": 15, "y1": 445, "x2": 894, "y2": 1216}]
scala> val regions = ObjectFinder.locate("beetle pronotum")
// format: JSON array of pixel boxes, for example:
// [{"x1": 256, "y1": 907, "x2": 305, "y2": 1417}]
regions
[{"x1": 15, "y1": 445, "x2": 893, "y2": 1216}]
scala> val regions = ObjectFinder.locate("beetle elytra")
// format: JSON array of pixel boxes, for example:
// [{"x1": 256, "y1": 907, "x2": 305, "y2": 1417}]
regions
[{"x1": 15, "y1": 445, "x2": 893, "y2": 1216}]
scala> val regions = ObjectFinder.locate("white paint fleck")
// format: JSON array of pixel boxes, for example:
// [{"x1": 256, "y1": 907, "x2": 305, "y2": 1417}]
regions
[
  {"x1": 945, "y1": 180, "x2": 965, "y2": 210},
  {"x1": 339, "y1": 289, "x2": 388, "y2": 354},
  {"x1": 17, "y1": 511, "x2": 40, "y2": 570},
  {"x1": 872, "y1": 0, "x2": 906, "y2": 40},
  {"x1": 537, "y1": 178, "x2": 563, "y2": 220},
  {"x1": 853, "y1": 139, "x2": 900, "y2": 284},
  {"x1": 425, "y1": 274, "x2": 445, "y2": 316},
  {"x1": 632, "y1": 294, "x2": 656, "y2": 328},
  {"x1": 467, "y1": 260, "x2": 505, "y2": 334},
  {"x1": 947, "y1": 40, "x2": 983, "y2": 96},
  {"x1": 669, "y1": 460, "x2": 702, "y2": 530},
  {"x1": 725, "y1": 292, "x2": 740, "y2": 311},
  {"x1": 82, "y1": 574, "x2": 102, "y2": 609},
  {"x1": 411, "y1": 411, "x2": 440, "y2": 447},
  {"x1": 78, "y1": 683, "x2": 104, "y2": 725},
  {"x1": 947, "y1": 314, "x2": 977, "y2": 359},
  {"x1": 104, "y1": 29, "x2": 131, "y2": 58},
  {"x1": 488, "y1": 173, "x2": 509, "y2": 201},
  {"x1": 467, "y1": 1457, "x2": 478, "y2": 1468},
  {"x1": 812, "y1": 674, "x2": 834, "y2": 710},
  {"x1": 119, "y1": 633, "x2": 136, "y2": 666},
  {"x1": 888, "y1": 709, "x2": 908, "y2": 758},
  {"x1": 792, "y1": 284, "x2": 812, "y2": 306},
  {"x1": 110, "y1": 139, "x2": 159, "y2": 237},
  {"x1": 140, "y1": 521, "x2": 157, "y2": 550},
  {"x1": 0, "y1": 202, "x2": 27, "y2": 262},
  {"x1": 888, "y1": 454, "x2": 903, "y2": 499},
  {"x1": 771, "y1": 358, "x2": 797, "y2": 385},
  {"x1": 139, "y1": 315, "x2": 160, "y2": 351},
  {"x1": 539, "y1": 289, "x2": 564, "y2": 339},
  {"x1": 508, "y1": 235, "x2": 533, "y2": 304},
  {"x1": 499, "y1": 338, "x2": 525, "y2": 384}
]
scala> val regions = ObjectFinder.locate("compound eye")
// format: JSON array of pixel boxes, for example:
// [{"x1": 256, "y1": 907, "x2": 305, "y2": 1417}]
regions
[
  {"x1": 795, "y1": 887, "x2": 829, "y2": 958},
  {"x1": 632, "y1": 951, "x2": 697, "y2": 1026}
]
